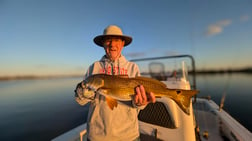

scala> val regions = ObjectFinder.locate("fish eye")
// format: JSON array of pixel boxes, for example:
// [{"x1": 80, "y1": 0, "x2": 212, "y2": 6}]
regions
[
  {"x1": 82, "y1": 83, "x2": 88, "y2": 89},
  {"x1": 84, "y1": 84, "x2": 92, "y2": 91},
  {"x1": 176, "y1": 90, "x2": 181, "y2": 94}
]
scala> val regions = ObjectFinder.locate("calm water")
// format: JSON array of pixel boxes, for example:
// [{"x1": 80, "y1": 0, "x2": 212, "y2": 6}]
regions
[
  {"x1": 195, "y1": 73, "x2": 252, "y2": 133},
  {"x1": 0, "y1": 74, "x2": 251, "y2": 141},
  {"x1": 0, "y1": 77, "x2": 89, "y2": 141}
]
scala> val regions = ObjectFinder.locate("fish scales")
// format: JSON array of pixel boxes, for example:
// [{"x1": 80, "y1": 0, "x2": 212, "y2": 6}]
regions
[
  {"x1": 101, "y1": 75, "x2": 178, "y2": 99},
  {"x1": 101, "y1": 75, "x2": 169, "y2": 98},
  {"x1": 83, "y1": 74, "x2": 199, "y2": 115}
]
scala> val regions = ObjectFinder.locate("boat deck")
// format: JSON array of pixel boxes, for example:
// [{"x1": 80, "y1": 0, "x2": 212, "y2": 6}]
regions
[
  {"x1": 193, "y1": 101, "x2": 225, "y2": 141},
  {"x1": 193, "y1": 99, "x2": 252, "y2": 141}
]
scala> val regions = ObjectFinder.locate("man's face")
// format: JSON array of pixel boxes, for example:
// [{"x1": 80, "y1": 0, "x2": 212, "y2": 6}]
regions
[{"x1": 103, "y1": 37, "x2": 125, "y2": 61}]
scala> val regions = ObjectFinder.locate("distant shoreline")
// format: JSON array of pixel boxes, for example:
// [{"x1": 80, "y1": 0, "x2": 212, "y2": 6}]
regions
[
  {"x1": 1, "y1": 68, "x2": 252, "y2": 81},
  {"x1": 193, "y1": 67, "x2": 252, "y2": 74},
  {"x1": 0, "y1": 74, "x2": 83, "y2": 81}
]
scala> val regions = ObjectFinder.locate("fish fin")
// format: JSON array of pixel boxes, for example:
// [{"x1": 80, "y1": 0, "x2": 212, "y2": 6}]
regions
[
  {"x1": 170, "y1": 89, "x2": 199, "y2": 115},
  {"x1": 106, "y1": 97, "x2": 118, "y2": 110}
]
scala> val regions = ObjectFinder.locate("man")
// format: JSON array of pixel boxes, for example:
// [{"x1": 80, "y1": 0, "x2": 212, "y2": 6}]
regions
[{"x1": 75, "y1": 25, "x2": 156, "y2": 141}]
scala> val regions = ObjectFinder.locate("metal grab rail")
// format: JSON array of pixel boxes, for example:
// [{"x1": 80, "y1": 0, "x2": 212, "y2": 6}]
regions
[{"x1": 130, "y1": 54, "x2": 197, "y2": 101}]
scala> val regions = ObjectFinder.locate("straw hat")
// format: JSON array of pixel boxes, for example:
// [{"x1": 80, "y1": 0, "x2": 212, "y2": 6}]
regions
[{"x1": 93, "y1": 25, "x2": 132, "y2": 47}]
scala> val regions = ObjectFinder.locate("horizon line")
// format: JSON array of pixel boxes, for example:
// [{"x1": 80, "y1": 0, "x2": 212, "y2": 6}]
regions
[{"x1": 1, "y1": 67, "x2": 252, "y2": 81}]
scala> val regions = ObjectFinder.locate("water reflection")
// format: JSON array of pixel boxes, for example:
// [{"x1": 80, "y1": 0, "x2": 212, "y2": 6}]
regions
[
  {"x1": 0, "y1": 74, "x2": 251, "y2": 141},
  {"x1": 0, "y1": 77, "x2": 88, "y2": 141},
  {"x1": 196, "y1": 73, "x2": 252, "y2": 133}
]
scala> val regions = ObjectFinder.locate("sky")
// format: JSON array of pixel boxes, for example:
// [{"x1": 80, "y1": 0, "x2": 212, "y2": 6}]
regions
[{"x1": 0, "y1": 0, "x2": 252, "y2": 76}]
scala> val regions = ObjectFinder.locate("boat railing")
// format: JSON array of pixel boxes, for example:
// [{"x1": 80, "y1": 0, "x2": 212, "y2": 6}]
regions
[
  {"x1": 130, "y1": 54, "x2": 197, "y2": 101},
  {"x1": 130, "y1": 54, "x2": 196, "y2": 89}
]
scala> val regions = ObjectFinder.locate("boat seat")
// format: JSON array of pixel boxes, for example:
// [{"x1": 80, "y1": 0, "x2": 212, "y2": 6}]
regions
[{"x1": 138, "y1": 102, "x2": 175, "y2": 128}]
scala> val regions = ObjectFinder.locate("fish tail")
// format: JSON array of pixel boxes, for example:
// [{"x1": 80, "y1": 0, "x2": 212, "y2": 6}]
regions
[{"x1": 170, "y1": 89, "x2": 199, "y2": 115}]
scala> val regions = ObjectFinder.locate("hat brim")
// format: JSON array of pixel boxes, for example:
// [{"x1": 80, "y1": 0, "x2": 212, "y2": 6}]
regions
[{"x1": 93, "y1": 35, "x2": 132, "y2": 47}]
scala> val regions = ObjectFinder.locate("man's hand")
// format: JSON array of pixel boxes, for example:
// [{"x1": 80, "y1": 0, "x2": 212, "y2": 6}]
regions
[{"x1": 134, "y1": 85, "x2": 156, "y2": 106}]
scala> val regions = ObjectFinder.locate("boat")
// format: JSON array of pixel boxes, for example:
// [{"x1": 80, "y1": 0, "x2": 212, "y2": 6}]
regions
[{"x1": 52, "y1": 55, "x2": 252, "y2": 141}]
